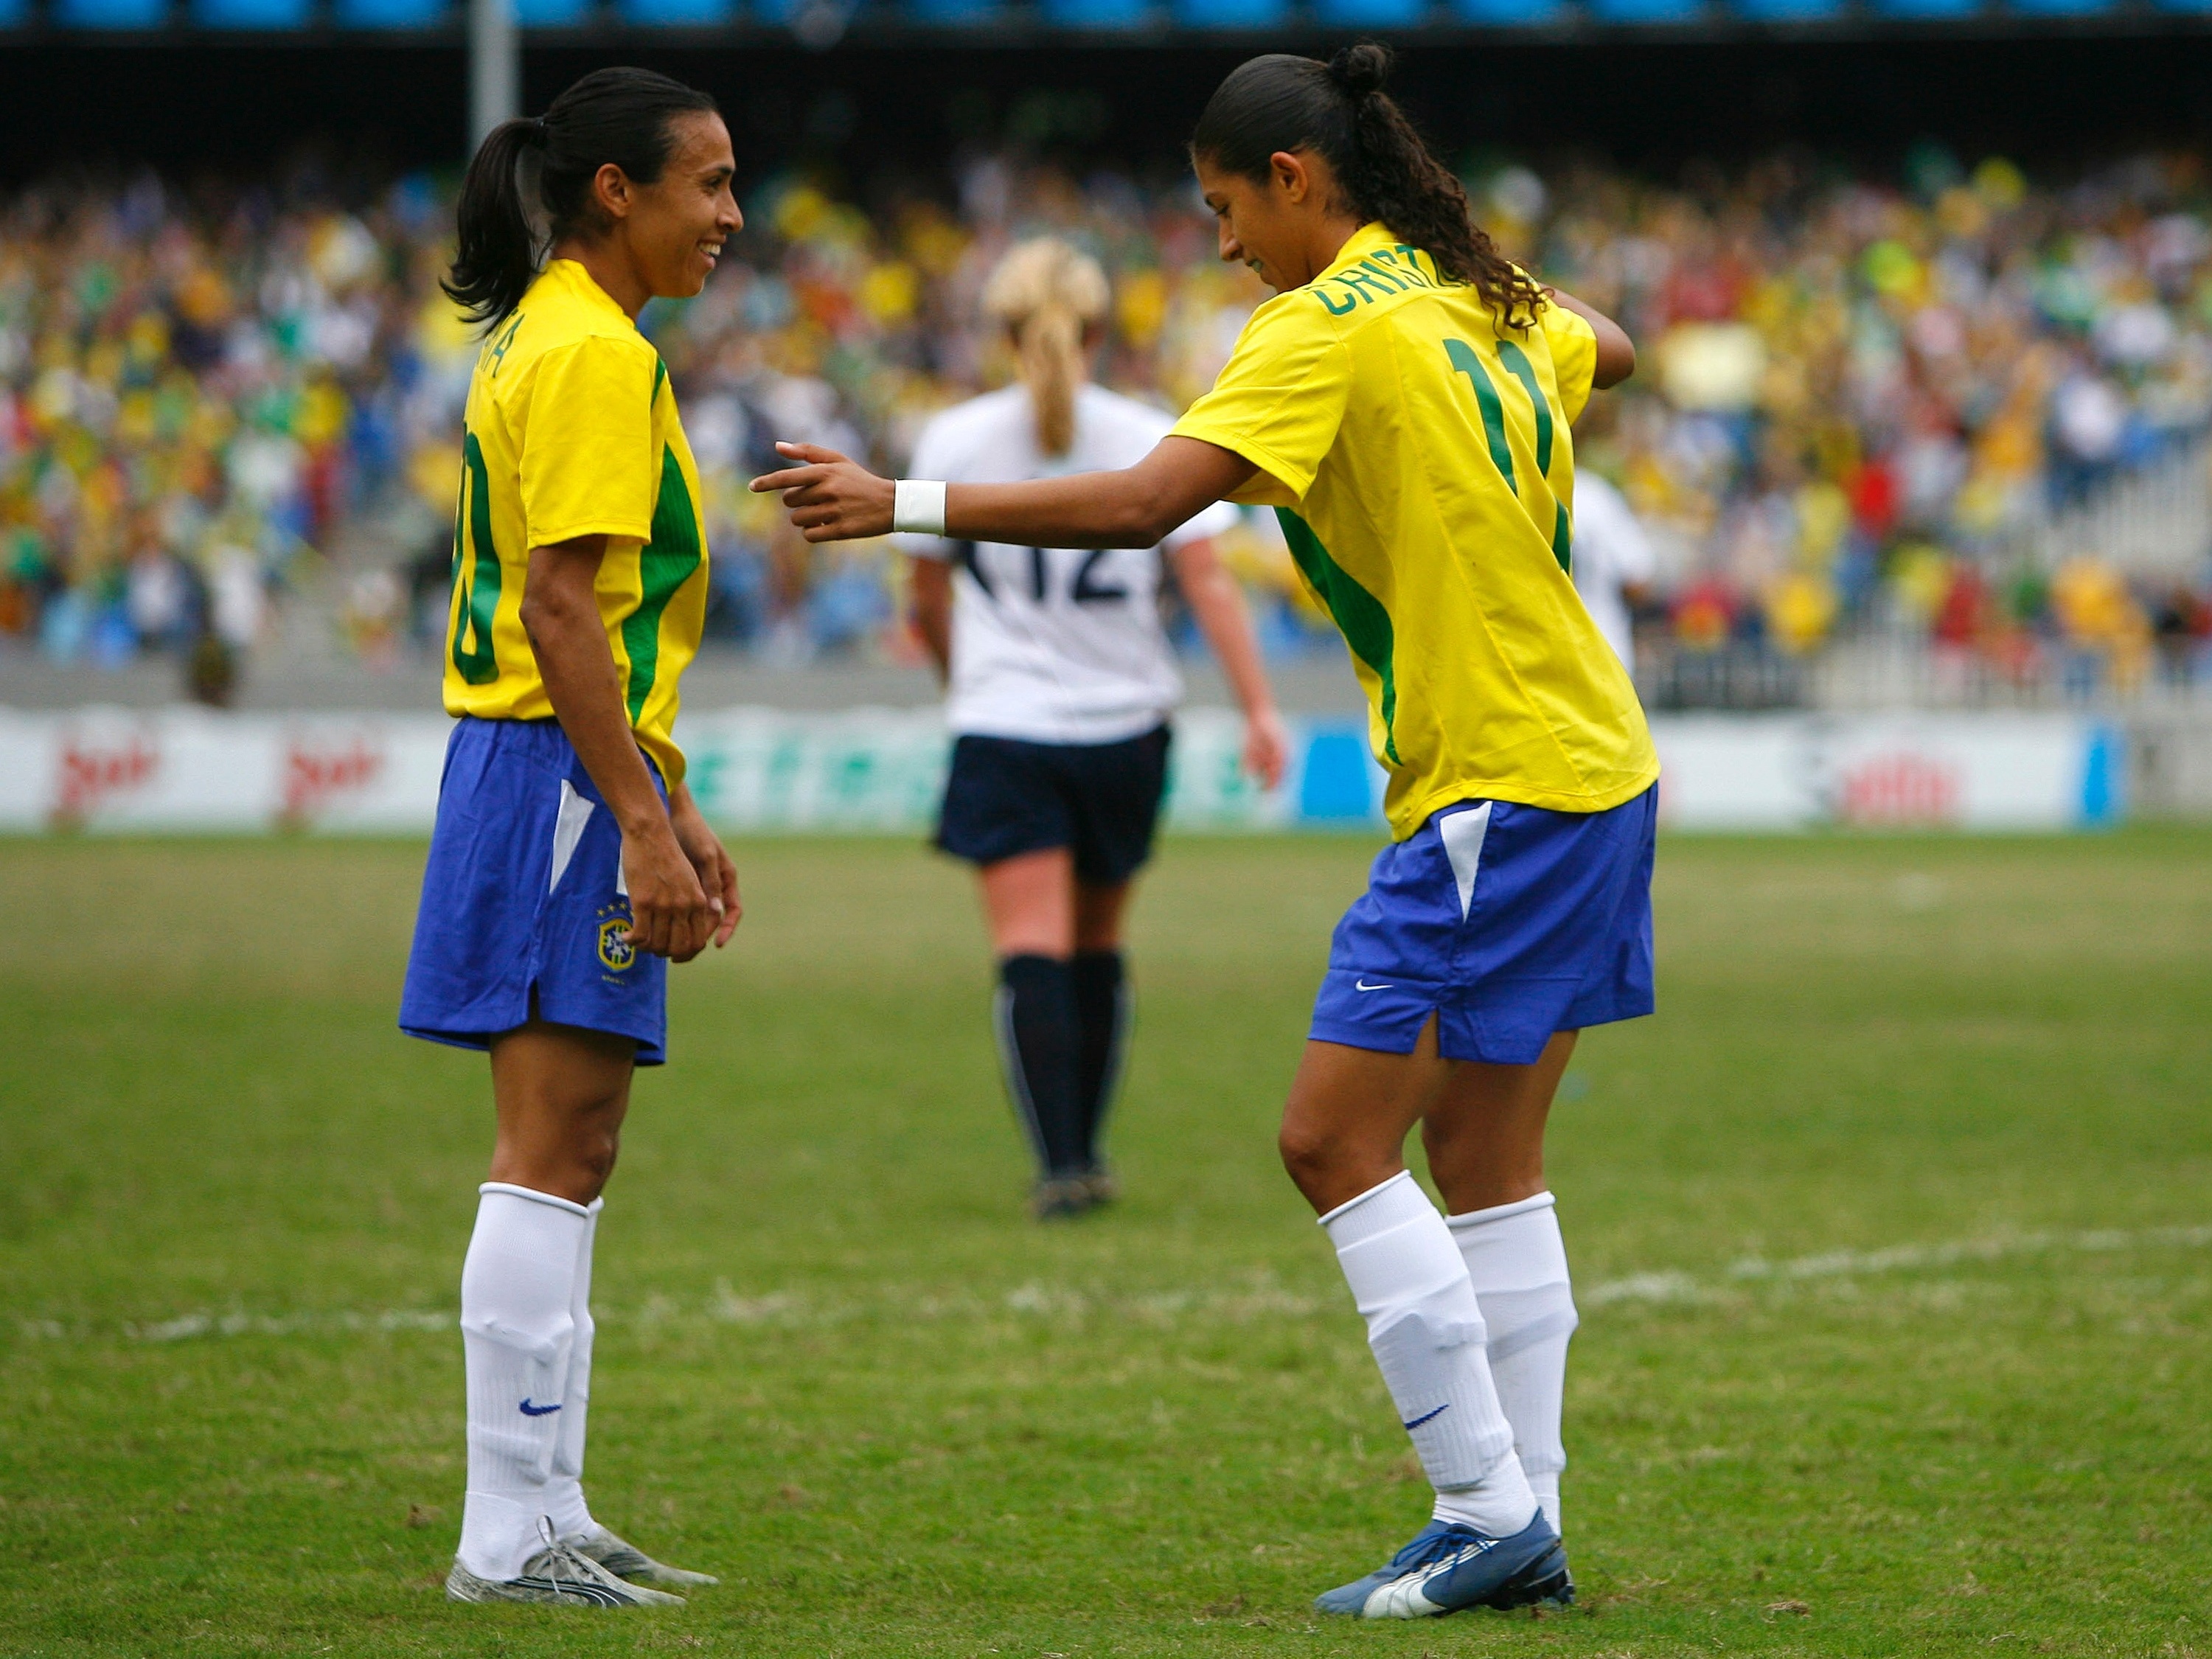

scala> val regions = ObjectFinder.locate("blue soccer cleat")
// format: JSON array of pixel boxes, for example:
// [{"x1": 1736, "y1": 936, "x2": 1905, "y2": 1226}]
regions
[{"x1": 1315, "y1": 1512, "x2": 1572, "y2": 1619}]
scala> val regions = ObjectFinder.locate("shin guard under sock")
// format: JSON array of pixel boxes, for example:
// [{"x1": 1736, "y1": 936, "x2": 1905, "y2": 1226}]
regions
[
  {"x1": 994, "y1": 954, "x2": 1086, "y2": 1179},
  {"x1": 1322, "y1": 1172, "x2": 1537, "y2": 1538},
  {"x1": 1450, "y1": 1191, "x2": 1579, "y2": 1536},
  {"x1": 1071, "y1": 950, "x2": 1129, "y2": 1171},
  {"x1": 457, "y1": 1183, "x2": 589, "y2": 1579},
  {"x1": 544, "y1": 1196, "x2": 602, "y2": 1541}
]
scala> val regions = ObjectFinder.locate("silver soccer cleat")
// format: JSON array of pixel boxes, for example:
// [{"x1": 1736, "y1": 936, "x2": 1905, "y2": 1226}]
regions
[
  {"x1": 567, "y1": 1521, "x2": 720, "y2": 1587},
  {"x1": 445, "y1": 1537, "x2": 686, "y2": 1607}
]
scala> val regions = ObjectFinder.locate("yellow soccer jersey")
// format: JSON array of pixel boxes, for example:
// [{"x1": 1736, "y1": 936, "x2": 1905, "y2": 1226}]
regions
[
  {"x1": 1172, "y1": 222, "x2": 1658, "y2": 837},
  {"x1": 444, "y1": 259, "x2": 709, "y2": 785}
]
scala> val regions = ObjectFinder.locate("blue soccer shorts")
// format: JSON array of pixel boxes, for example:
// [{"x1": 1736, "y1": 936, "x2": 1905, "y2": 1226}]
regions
[
  {"x1": 400, "y1": 717, "x2": 669, "y2": 1065},
  {"x1": 1309, "y1": 785, "x2": 1657, "y2": 1066}
]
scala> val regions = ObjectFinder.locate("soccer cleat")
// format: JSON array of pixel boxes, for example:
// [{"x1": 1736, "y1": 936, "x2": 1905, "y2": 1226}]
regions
[
  {"x1": 568, "y1": 1521, "x2": 719, "y2": 1588},
  {"x1": 1315, "y1": 1512, "x2": 1571, "y2": 1619},
  {"x1": 1031, "y1": 1176, "x2": 1097, "y2": 1220},
  {"x1": 1079, "y1": 1166, "x2": 1120, "y2": 1207},
  {"x1": 445, "y1": 1539, "x2": 686, "y2": 1607}
]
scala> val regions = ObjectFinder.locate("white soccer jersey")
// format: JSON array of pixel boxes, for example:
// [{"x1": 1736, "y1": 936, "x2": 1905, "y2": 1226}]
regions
[
  {"x1": 897, "y1": 383, "x2": 1239, "y2": 745},
  {"x1": 1568, "y1": 473, "x2": 1656, "y2": 673}
]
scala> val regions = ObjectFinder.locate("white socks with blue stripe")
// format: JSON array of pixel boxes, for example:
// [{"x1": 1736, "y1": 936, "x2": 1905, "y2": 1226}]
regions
[
  {"x1": 458, "y1": 1183, "x2": 591, "y2": 1580},
  {"x1": 1323, "y1": 1171, "x2": 1538, "y2": 1539},
  {"x1": 1450, "y1": 1191, "x2": 1579, "y2": 1538}
]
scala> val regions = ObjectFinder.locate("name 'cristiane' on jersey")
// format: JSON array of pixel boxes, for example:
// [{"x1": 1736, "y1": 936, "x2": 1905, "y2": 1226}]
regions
[
  {"x1": 1172, "y1": 223, "x2": 1659, "y2": 837},
  {"x1": 442, "y1": 258, "x2": 709, "y2": 785}
]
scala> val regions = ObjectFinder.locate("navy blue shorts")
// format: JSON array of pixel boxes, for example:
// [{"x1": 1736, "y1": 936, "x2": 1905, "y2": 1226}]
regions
[
  {"x1": 400, "y1": 717, "x2": 669, "y2": 1065},
  {"x1": 1310, "y1": 785, "x2": 1657, "y2": 1066},
  {"x1": 935, "y1": 725, "x2": 1171, "y2": 886}
]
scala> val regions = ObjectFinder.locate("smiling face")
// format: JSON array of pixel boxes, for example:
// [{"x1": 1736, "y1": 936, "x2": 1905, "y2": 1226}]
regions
[
  {"x1": 613, "y1": 110, "x2": 741, "y2": 301},
  {"x1": 1194, "y1": 147, "x2": 1347, "y2": 293}
]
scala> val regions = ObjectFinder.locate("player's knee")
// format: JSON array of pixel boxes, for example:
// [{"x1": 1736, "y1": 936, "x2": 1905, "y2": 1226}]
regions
[
  {"x1": 1279, "y1": 1119, "x2": 1357, "y2": 1189},
  {"x1": 576, "y1": 1132, "x2": 619, "y2": 1194},
  {"x1": 1276, "y1": 1120, "x2": 1322, "y2": 1180}
]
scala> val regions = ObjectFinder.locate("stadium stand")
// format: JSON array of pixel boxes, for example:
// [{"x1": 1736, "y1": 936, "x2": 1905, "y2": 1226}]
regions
[{"x1": 1, "y1": 143, "x2": 2208, "y2": 701}]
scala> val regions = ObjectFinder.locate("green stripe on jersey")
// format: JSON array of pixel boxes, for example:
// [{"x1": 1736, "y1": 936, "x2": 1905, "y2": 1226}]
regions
[
  {"x1": 622, "y1": 445, "x2": 703, "y2": 725},
  {"x1": 1276, "y1": 509, "x2": 1400, "y2": 765}
]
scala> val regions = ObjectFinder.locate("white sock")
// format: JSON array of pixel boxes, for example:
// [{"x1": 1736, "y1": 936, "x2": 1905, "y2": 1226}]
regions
[
  {"x1": 1322, "y1": 1170, "x2": 1537, "y2": 1539},
  {"x1": 1449, "y1": 1191, "x2": 1578, "y2": 1537},
  {"x1": 545, "y1": 1196, "x2": 602, "y2": 1542},
  {"x1": 457, "y1": 1182, "x2": 590, "y2": 1580}
]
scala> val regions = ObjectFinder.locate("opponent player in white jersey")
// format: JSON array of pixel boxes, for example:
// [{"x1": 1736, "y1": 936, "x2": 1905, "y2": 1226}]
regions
[
  {"x1": 899, "y1": 239, "x2": 1288, "y2": 1219},
  {"x1": 1566, "y1": 470, "x2": 1654, "y2": 672}
]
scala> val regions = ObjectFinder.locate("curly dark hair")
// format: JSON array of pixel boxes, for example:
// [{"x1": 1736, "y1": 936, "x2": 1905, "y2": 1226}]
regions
[{"x1": 1190, "y1": 43, "x2": 1545, "y2": 328}]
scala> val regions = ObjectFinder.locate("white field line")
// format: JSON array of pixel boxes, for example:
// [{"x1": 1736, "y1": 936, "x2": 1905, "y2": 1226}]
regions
[
  {"x1": 14, "y1": 1222, "x2": 2211, "y2": 1344},
  {"x1": 1581, "y1": 1222, "x2": 2212, "y2": 1307}
]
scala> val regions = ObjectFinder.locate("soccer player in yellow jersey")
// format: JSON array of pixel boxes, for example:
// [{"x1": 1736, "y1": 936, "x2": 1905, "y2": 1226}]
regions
[
  {"x1": 398, "y1": 66, "x2": 741, "y2": 1608},
  {"x1": 757, "y1": 44, "x2": 1652, "y2": 1619}
]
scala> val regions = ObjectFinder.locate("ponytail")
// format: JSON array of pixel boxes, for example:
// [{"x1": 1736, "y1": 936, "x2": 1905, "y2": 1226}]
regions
[
  {"x1": 981, "y1": 239, "x2": 1110, "y2": 458},
  {"x1": 444, "y1": 116, "x2": 546, "y2": 330},
  {"x1": 1189, "y1": 44, "x2": 1545, "y2": 328},
  {"x1": 443, "y1": 66, "x2": 720, "y2": 329}
]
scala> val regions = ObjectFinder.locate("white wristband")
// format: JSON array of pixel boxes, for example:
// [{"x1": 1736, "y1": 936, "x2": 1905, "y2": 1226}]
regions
[{"x1": 893, "y1": 479, "x2": 948, "y2": 538}]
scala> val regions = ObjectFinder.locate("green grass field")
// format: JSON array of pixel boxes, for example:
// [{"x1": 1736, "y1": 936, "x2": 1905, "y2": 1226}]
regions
[{"x1": 2, "y1": 830, "x2": 2208, "y2": 1658}]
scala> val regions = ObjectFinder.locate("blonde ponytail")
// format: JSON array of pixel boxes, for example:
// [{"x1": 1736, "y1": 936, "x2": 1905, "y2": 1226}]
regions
[{"x1": 982, "y1": 238, "x2": 1110, "y2": 458}]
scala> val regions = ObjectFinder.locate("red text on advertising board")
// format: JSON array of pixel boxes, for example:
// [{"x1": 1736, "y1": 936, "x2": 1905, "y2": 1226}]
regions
[
  {"x1": 54, "y1": 731, "x2": 160, "y2": 825},
  {"x1": 282, "y1": 735, "x2": 385, "y2": 822},
  {"x1": 1838, "y1": 751, "x2": 1963, "y2": 826}
]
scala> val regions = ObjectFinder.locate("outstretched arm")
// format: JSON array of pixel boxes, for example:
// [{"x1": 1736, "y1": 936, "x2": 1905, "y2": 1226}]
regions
[
  {"x1": 1545, "y1": 287, "x2": 1636, "y2": 390},
  {"x1": 752, "y1": 436, "x2": 1257, "y2": 549}
]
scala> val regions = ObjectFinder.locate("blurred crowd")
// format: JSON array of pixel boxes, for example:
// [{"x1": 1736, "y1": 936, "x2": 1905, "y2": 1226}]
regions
[
  {"x1": 1530, "y1": 147, "x2": 2212, "y2": 700},
  {"x1": 4, "y1": 145, "x2": 2210, "y2": 702},
  {"x1": 0, "y1": 171, "x2": 465, "y2": 691}
]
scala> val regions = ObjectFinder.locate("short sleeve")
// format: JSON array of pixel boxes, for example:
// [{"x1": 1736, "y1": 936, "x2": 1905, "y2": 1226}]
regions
[
  {"x1": 518, "y1": 337, "x2": 658, "y2": 549},
  {"x1": 1540, "y1": 303, "x2": 1599, "y2": 428},
  {"x1": 1170, "y1": 295, "x2": 1353, "y2": 508},
  {"x1": 1163, "y1": 498, "x2": 1241, "y2": 550}
]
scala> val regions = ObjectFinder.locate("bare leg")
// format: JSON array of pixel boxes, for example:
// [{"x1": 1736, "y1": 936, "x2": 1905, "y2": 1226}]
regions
[
  {"x1": 487, "y1": 1020, "x2": 636, "y2": 1205},
  {"x1": 1421, "y1": 1032, "x2": 1577, "y2": 1214},
  {"x1": 1279, "y1": 1021, "x2": 1453, "y2": 1216},
  {"x1": 1073, "y1": 877, "x2": 1133, "y2": 953},
  {"x1": 976, "y1": 846, "x2": 1075, "y2": 959},
  {"x1": 1278, "y1": 1024, "x2": 1576, "y2": 1216}
]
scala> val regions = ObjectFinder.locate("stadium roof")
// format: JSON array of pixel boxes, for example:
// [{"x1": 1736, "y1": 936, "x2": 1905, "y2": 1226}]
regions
[{"x1": 15, "y1": 0, "x2": 2212, "y2": 39}]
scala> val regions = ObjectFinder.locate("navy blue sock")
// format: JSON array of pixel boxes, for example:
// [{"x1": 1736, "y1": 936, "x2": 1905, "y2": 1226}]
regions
[
  {"x1": 995, "y1": 955, "x2": 1085, "y2": 1180},
  {"x1": 1071, "y1": 950, "x2": 1129, "y2": 1171}
]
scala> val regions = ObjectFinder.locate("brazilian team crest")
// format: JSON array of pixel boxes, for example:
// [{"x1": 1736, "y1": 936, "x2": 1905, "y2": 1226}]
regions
[{"x1": 597, "y1": 911, "x2": 636, "y2": 973}]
